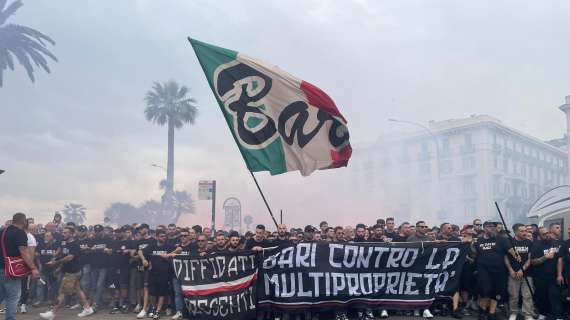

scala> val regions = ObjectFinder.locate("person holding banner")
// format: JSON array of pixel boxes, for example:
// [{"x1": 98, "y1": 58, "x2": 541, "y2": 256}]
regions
[
  {"x1": 531, "y1": 226, "x2": 563, "y2": 320},
  {"x1": 141, "y1": 230, "x2": 175, "y2": 320},
  {"x1": 471, "y1": 221, "x2": 508, "y2": 320},
  {"x1": 503, "y1": 223, "x2": 534, "y2": 320}
]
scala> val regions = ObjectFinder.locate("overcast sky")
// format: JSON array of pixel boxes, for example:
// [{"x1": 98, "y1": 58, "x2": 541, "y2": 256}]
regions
[{"x1": 2, "y1": 0, "x2": 570, "y2": 227}]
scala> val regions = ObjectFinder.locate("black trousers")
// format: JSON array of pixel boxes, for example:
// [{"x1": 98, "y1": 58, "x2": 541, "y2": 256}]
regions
[{"x1": 534, "y1": 277, "x2": 562, "y2": 318}]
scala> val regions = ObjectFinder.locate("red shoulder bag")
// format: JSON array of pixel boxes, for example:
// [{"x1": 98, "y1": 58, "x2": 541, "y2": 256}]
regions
[{"x1": 1, "y1": 228, "x2": 30, "y2": 278}]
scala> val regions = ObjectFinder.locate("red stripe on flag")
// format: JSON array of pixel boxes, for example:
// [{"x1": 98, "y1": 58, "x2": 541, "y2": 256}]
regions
[
  {"x1": 330, "y1": 145, "x2": 352, "y2": 168},
  {"x1": 300, "y1": 81, "x2": 346, "y2": 122},
  {"x1": 182, "y1": 273, "x2": 257, "y2": 297}
]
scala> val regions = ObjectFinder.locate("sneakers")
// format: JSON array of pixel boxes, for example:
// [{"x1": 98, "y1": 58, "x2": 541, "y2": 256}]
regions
[
  {"x1": 508, "y1": 314, "x2": 517, "y2": 320},
  {"x1": 0, "y1": 308, "x2": 5, "y2": 314},
  {"x1": 452, "y1": 308, "x2": 464, "y2": 319},
  {"x1": 152, "y1": 310, "x2": 161, "y2": 320},
  {"x1": 364, "y1": 310, "x2": 374, "y2": 320},
  {"x1": 335, "y1": 312, "x2": 349, "y2": 320},
  {"x1": 32, "y1": 301, "x2": 42, "y2": 308},
  {"x1": 148, "y1": 307, "x2": 156, "y2": 318},
  {"x1": 78, "y1": 307, "x2": 95, "y2": 317},
  {"x1": 39, "y1": 310, "x2": 56, "y2": 320},
  {"x1": 133, "y1": 304, "x2": 143, "y2": 313},
  {"x1": 537, "y1": 315, "x2": 547, "y2": 320},
  {"x1": 165, "y1": 308, "x2": 173, "y2": 316},
  {"x1": 121, "y1": 305, "x2": 129, "y2": 314},
  {"x1": 413, "y1": 310, "x2": 421, "y2": 317},
  {"x1": 422, "y1": 309, "x2": 434, "y2": 318},
  {"x1": 110, "y1": 305, "x2": 121, "y2": 314},
  {"x1": 137, "y1": 309, "x2": 148, "y2": 319},
  {"x1": 70, "y1": 303, "x2": 81, "y2": 310},
  {"x1": 171, "y1": 311, "x2": 183, "y2": 320},
  {"x1": 380, "y1": 309, "x2": 389, "y2": 318},
  {"x1": 19, "y1": 304, "x2": 27, "y2": 314}
]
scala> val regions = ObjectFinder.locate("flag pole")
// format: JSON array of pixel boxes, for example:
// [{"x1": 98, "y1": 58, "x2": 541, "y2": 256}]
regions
[{"x1": 249, "y1": 171, "x2": 279, "y2": 229}]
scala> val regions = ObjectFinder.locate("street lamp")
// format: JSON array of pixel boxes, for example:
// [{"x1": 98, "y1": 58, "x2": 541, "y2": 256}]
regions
[{"x1": 388, "y1": 118, "x2": 443, "y2": 220}]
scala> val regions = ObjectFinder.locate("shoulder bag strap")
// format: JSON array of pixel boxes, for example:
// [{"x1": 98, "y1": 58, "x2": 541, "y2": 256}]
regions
[{"x1": 1, "y1": 228, "x2": 8, "y2": 258}]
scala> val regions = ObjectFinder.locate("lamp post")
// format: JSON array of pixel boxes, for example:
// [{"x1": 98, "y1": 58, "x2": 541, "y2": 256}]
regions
[
  {"x1": 388, "y1": 118, "x2": 443, "y2": 220},
  {"x1": 559, "y1": 96, "x2": 570, "y2": 184}
]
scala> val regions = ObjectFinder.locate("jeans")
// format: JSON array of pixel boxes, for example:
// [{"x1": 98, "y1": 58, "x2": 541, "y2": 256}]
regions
[
  {"x1": 0, "y1": 270, "x2": 22, "y2": 320},
  {"x1": 507, "y1": 276, "x2": 535, "y2": 317},
  {"x1": 80, "y1": 264, "x2": 91, "y2": 295},
  {"x1": 129, "y1": 268, "x2": 138, "y2": 306},
  {"x1": 36, "y1": 268, "x2": 58, "y2": 303},
  {"x1": 90, "y1": 267, "x2": 107, "y2": 306},
  {"x1": 172, "y1": 277, "x2": 184, "y2": 312}
]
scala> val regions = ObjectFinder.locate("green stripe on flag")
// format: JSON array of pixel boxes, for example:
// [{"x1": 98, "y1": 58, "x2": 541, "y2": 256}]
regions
[{"x1": 189, "y1": 38, "x2": 287, "y2": 175}]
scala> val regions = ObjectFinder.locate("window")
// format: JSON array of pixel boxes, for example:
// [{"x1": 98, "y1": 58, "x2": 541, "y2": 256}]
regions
[
  {"x1": 440, "y1": 159, "x2": 453, "y2": 174},
  {"x1": 503, "y1": 158, "x2": 509, "y2": 173},
  {"x1": 463, "y1": 177, "x2": 476, "y2": 195},
  {"x1": 494, "y1": 155, "x2": 499, "y2": 169},
  {"x1": 463, "y1": 156, "x2": 475, "y2": 171}
]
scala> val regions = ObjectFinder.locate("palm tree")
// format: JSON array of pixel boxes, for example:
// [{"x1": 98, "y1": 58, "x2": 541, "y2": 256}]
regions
[
  {"x1": 62, "y1": 203, "x2": 87, "y2": 225},
  {"x1": 104, "y1": 202, "x2": 138, "y2": 226},
  {"x1": 0, "y1": 0, "x2": 57, "y2": 86},
  {"x1": 144, "y1": 81, "x2": 198, "y2": 204}
]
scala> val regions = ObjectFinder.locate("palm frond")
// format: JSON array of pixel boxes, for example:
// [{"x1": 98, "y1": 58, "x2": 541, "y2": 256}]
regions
[
  {"x1": 10, "y1": 46, "x2": 34, "y2": 81},
  {"x1": 0, "y1": 0, "x2": 22, "y2": 26}
]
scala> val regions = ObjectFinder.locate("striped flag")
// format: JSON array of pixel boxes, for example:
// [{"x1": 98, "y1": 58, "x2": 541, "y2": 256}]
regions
[{"x1": 189, "y1": 38, "x2": 351, "y2": 176}]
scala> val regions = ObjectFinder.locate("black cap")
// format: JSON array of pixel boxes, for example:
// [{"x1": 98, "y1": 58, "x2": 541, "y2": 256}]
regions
[
  {"x1": 483, "y1": 221, "x2": 497, "y2": 227},
  {"x1": 78, "y1": 225, "x2": 88, "y2": 232},
  {"x1": 229, "y1": 231, "x2": 240, "y2": 238},
  {"x1": 138, "y1": 223, "x2": 150, "y2": 230},
  {"x1": 376, "y1": 218, "x2": 386, "y2": 225},
  {"x1": 94, "y1": 224, "x2": 104, "y2": 232},
  {"x1": 304, "y1": 225, "x2": 316, "y2": 233}
]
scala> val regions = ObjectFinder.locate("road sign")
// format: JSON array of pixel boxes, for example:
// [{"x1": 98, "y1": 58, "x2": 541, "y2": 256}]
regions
[{"x1": 198, "y1": 180, "x2": 215, "y2": 200}]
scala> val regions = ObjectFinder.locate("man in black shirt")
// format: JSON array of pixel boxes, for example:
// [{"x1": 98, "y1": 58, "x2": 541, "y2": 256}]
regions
[
  {"x1": 0, "y1": 213, "x2": 39, "y2": 320},
  {"x1": 89, "y1": 224, "x2": 111, "y2": 308},
  {"x1": 273, "y1": 224, "x2": 293, "y2": 248},
  {"x1": 35, "y1": 231, "x2": 59, "y2": 305},
  {"x1": 109, "y1": 227, "x2": 135, "y2": 314},
  {"x1": 77, "y1": 225, "x2": 92, "y2": 296},
  {"x1": 39, "y1": 226, "x2": 94, "y2": 319},
  {"x1": 141, "y1": 230, "x2": 174, "y2": 320},
  {"x1": 384, "y1": 217, "x2": 397, "y2": 242},
  {"x1": 135, "y1": 224, "x2": 156, "y2": 318},
  {"x1": 407, "y1": 221, "x2": 429, "y2": 242},
  {"x1": 472, "y1": 221, "x2": 507, "y2": 320},
  {"x1": 210, "y1": 232, "x2": 228, "y2": 253},
  {"x1": 369, "y1": 224, "x2": 386, "y2": 242},
  {"x1": 531, "y1": 226, "x2": 563, "y2": 320},
  {"x1": 244, "y1": 224, "x2": 271, "y2": 251},
  {"x1": 227, "y1": 231, "x2": 242, "y2": 252},
  {"x1": 503, "y1": 223, "x2": 534, "y2": 320}
]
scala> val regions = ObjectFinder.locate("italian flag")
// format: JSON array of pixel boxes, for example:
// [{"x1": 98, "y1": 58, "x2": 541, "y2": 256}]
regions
[{"x1": 189, "y1": 38, "x2": 351, "y2": 176}]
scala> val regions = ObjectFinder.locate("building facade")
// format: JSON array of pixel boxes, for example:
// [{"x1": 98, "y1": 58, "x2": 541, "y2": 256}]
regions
[{"x1": 351, "y1": 115, "x2": 567, "y2": 224}]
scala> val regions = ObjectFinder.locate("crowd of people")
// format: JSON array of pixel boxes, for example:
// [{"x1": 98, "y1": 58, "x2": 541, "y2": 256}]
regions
[{"x1": 0, "y1": 212, "x2": 570, "y2": 320}]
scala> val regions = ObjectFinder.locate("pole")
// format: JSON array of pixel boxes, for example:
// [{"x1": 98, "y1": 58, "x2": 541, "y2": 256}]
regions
[
  {"x1": 249, "y1": 171, "x2": 279, "y2": 228},
  {"x1": 280, "y1": 210, "x2": 283, "y2": 224},
  {"x1": 211, "y1": 180, "x2": 216, "y2": 233},
  {"x1": 494, "y1": 201, "x2": 535, "y2": 298}
]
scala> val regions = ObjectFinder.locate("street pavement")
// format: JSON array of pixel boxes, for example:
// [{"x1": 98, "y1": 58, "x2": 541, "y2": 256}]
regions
[{"x1": 15, "y1": 307, "x2": 483, "y2": 320}]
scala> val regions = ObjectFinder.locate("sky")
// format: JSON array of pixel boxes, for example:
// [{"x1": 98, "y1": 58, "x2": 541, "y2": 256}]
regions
[{"x1": 2, "y1": 0, "x2": 570, "y2": 228}]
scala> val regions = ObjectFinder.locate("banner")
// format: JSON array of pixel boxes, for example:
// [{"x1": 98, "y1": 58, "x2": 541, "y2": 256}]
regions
[
  {"x1": 173, "y1": 251, "x2": 258, "y2": 320},
  {"x1": 258, "y1": 242, "x2": 468, "y2": 310},
  {"x1": 173, "y1": 242, "x2": 468, "y2": 319}
]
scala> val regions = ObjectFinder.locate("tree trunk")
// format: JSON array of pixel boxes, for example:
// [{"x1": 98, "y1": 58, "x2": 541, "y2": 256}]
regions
[{"x1": 167, "y1": 119, "x2": 175, "y2": 194}]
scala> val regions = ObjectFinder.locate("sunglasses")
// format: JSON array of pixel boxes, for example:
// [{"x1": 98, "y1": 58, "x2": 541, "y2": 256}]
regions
[{"x1": 475, "y1": 224, "x2": 482, "y2": 226}]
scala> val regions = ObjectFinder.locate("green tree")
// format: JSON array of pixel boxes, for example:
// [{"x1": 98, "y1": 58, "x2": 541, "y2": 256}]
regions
[
  {"x1": 144, "y1": 81, "x2": 198, "y2": 204},
  {"x1": 0, "y1": 0, "x2": 57, "y2": 86},
  {"x1": 104, "y1": 202, "x2": 138, "y2": 226}
]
